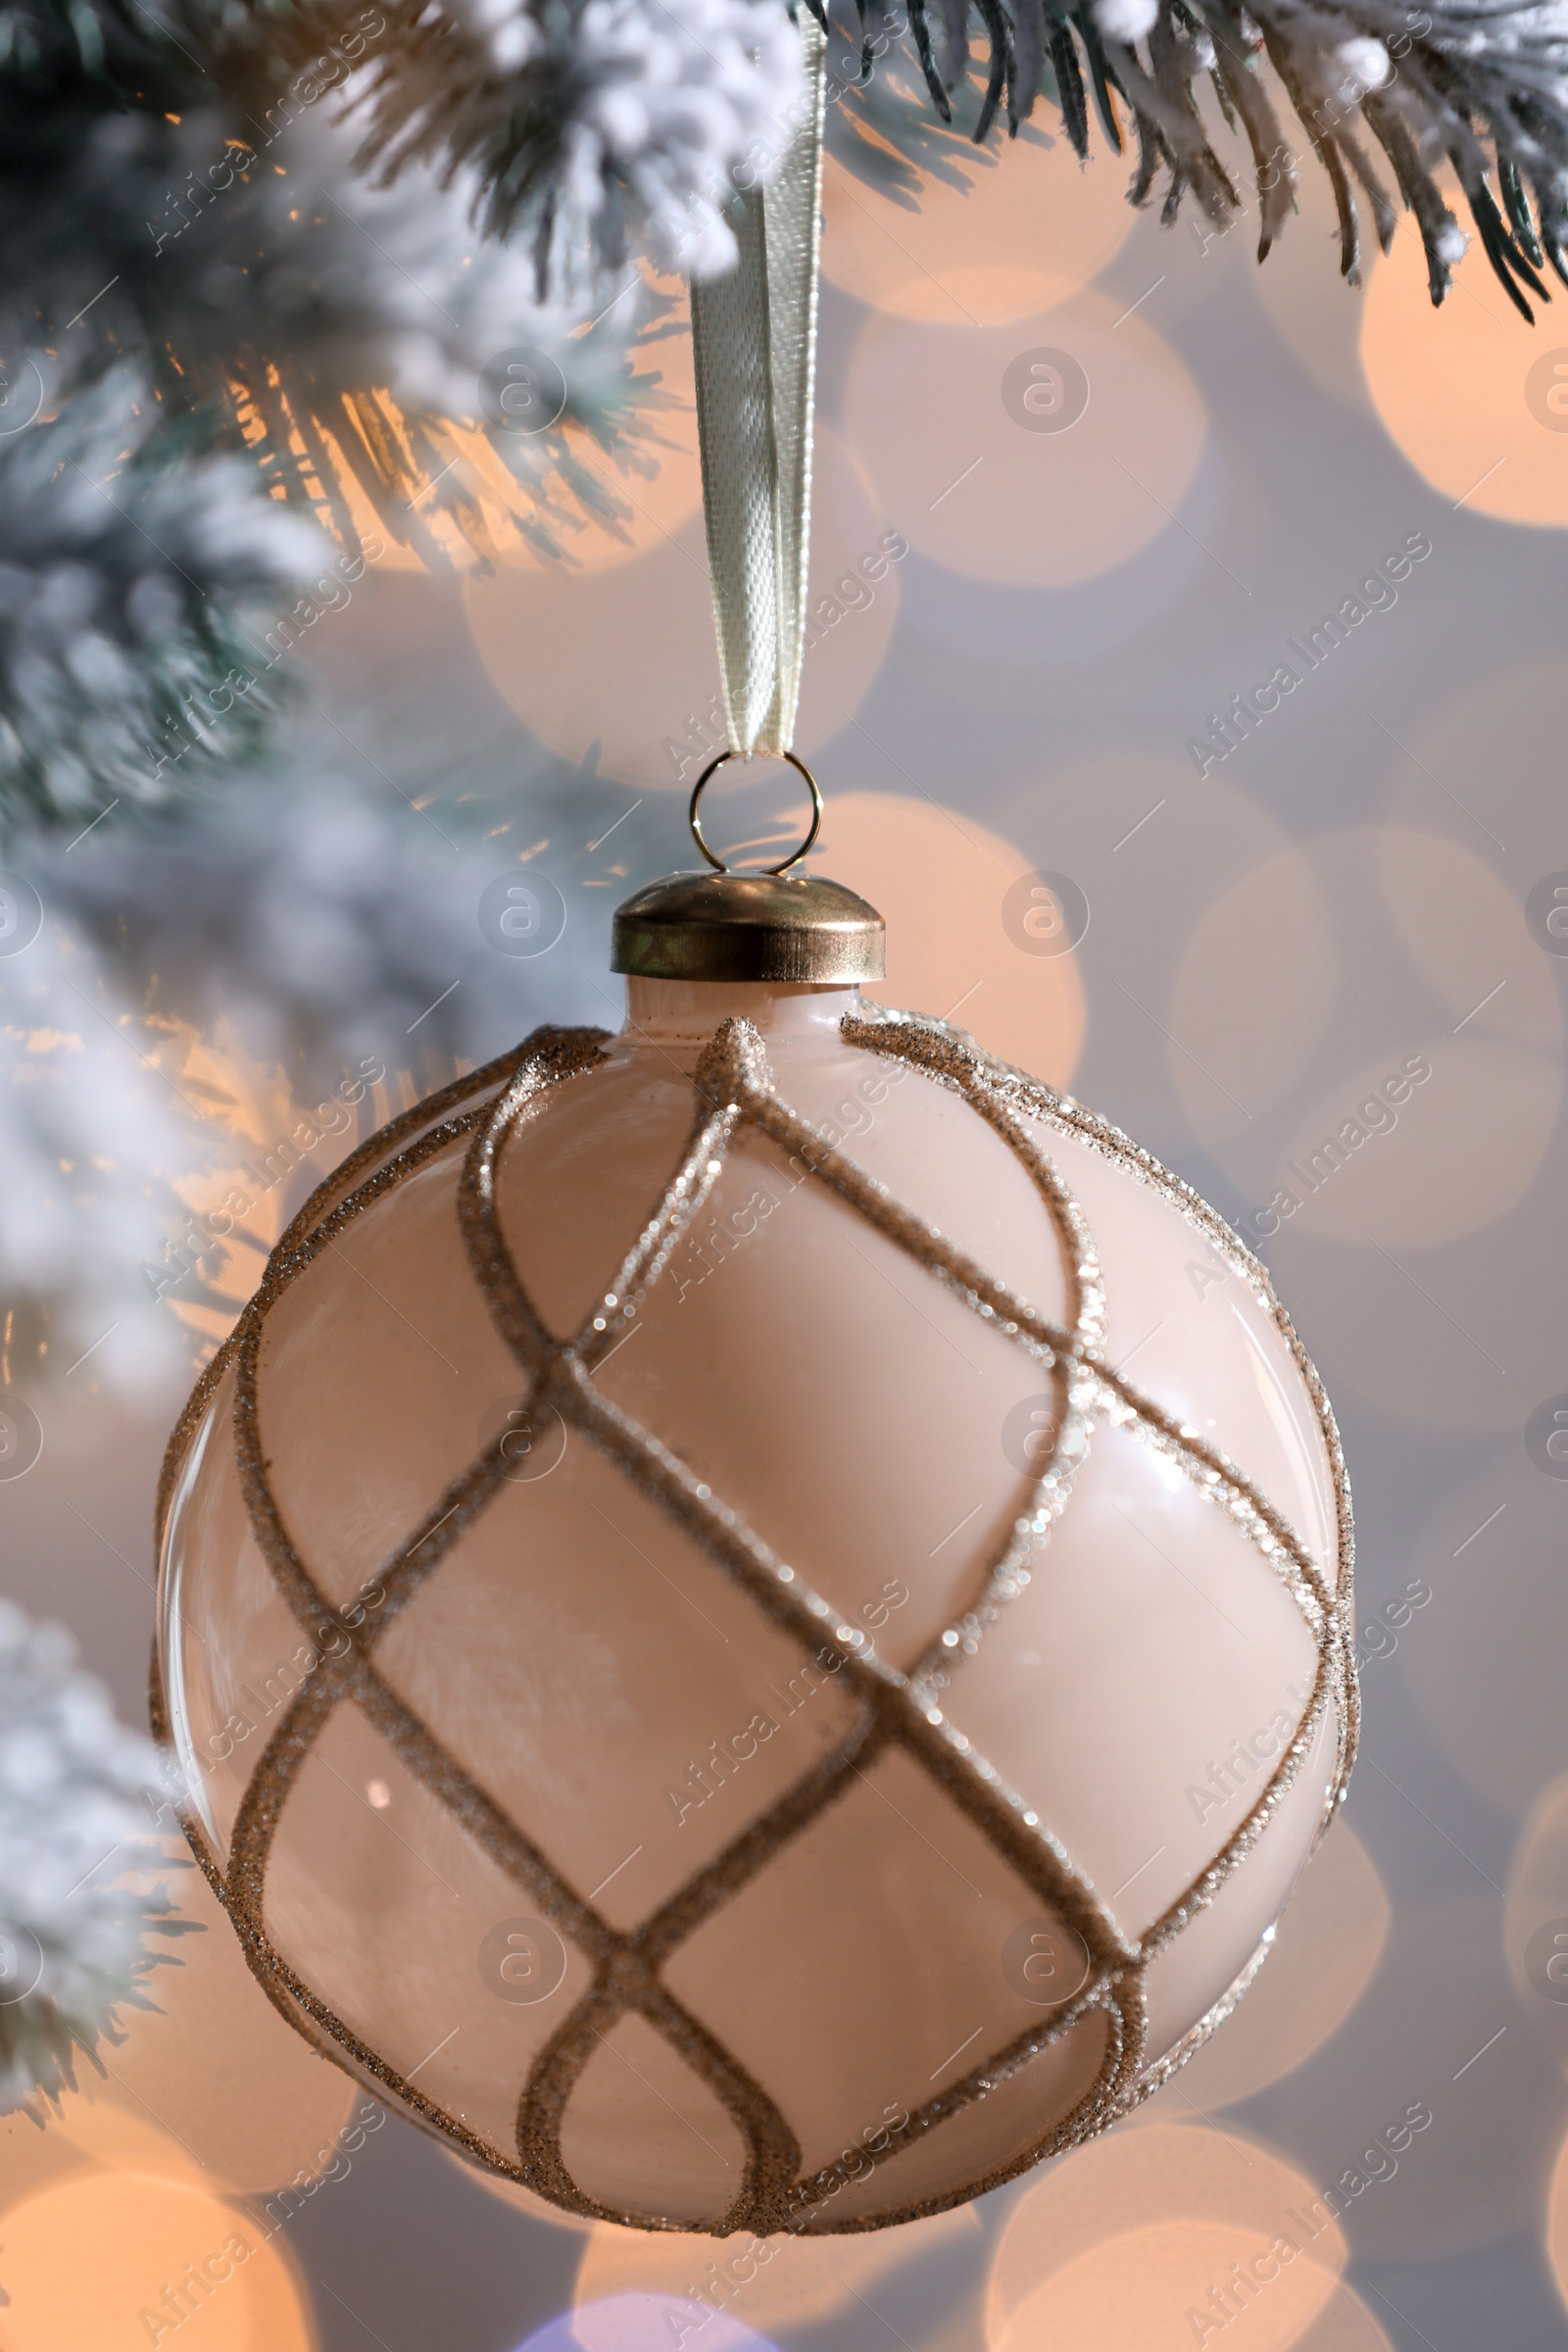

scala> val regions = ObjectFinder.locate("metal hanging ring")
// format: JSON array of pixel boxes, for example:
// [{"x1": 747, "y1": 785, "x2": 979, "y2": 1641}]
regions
[{"x1": 688, "y1": 750, "x2": 824, "y2": 877}]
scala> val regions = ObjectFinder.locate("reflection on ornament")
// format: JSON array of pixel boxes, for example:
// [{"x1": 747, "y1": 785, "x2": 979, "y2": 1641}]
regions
[
  {"x1": 0, "y1": 2171, "x2": 316, "y2": 2352},
  {"x1": 1174, "y1": 1824, "x2": 1388, "y2": 2110},
  {"x1": 155, "y1": 858, "x2": 1352, "y2": 2234},
  {"x1": 821, "y1": 137, "x2": 1135, "y2": 325},
  {"x1": 845, "y1": 292, "x2": 1206, "y2": 586},
  {"x1": 1361, "y1": 218, "x2": 1568, "y2": 528},
  {"x1": 985, "y1": 2120, "x2": 1348, "y2": 2343}
]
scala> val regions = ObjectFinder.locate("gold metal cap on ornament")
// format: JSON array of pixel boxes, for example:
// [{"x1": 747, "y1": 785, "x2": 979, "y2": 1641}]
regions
[
  {"x1": 612, "y1": 871, "x2": 885, "y2": 984},
  {"x1": 612, "y1": 749, "x2": 886, "y2": 984}
]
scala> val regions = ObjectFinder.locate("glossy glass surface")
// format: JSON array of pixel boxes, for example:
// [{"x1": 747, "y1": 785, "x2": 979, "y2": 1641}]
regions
[{"x1": 160, "y1": 980, "x2": 1343, "y2": 2230}]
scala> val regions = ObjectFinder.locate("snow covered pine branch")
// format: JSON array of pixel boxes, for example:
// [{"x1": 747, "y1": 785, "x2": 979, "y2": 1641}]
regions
[
  {"x1": 0, "y1": 0, "x2": 668, "y2": 641},
  {"x1": 330, "y1": 0, "x2": 808, "y2": 283},
  {"x1": 328, "y1": 0, "x2": 1568, "y2": 314},
  {"x1": 0, "y1": 1601, "x2": 188, "y2": 2114},
  {"x1": 864, "y1": 0, "x2": 1568, "y2": 314}
]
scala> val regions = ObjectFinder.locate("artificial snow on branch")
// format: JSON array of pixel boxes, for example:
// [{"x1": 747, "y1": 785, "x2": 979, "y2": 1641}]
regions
[
  {"x1": 0, "y1": 0, "x2": 672, "y2": 581},
  {"x1": 311, "y1": 0, "x2": 808, "y2": 285},
  {"x1": 0, "y1": 369, "x2": 324, "y2": 830},
  {"x1": 230, "y1": 0, "x2": 1568, "y2": 313},
  {"x1": 0, "y1": 1599, "x2": 188, "y2": 2114},
  {"x1": 296, "y1": 0, "x2": 1568, "y2": 313},
  {"x1": 825, "y1": 0, "x2": 1567, "y2": 313},
  {"x1": 43, "y1": 714, "x2": 622, "y2": 1098},
  {"x1": 0, "y1": 904, "x2": 223, "y2": 1395}
]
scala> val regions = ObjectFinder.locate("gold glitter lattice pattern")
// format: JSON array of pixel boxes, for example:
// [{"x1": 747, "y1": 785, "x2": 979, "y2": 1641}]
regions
[{"x1": 154, "y1": 1006, "x2": 1356, "y2": 2234}]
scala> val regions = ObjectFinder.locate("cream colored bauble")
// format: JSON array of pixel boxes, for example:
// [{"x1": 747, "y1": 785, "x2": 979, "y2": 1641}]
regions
[{"x1": 155, "y1": 867, "x2": 1354, "y2": 2237}]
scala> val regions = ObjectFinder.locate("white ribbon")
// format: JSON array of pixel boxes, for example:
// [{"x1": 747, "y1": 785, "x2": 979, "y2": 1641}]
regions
[{"x1": 689, "y1": 13, "x2": 826, "y2": 759}]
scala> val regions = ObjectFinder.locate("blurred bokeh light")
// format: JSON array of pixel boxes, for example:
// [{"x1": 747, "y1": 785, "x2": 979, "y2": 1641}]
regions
[
  {"x1": 808, "y1": 790, "x2": 1085, "y2": 1083},
  {"x1": 1361, "y1": 211, "x2": 1568, "y2": 527},
  {"x1": 0, "y1": 2169, "x2": 317, "y2": 2350},
  {"x1": 465, "y1": 431, "x2": 898, "y2": 786},
  {"x1": 54, "y1": 1854, "x2": 361, "y2": 2195},
  {"x1": 822, "y1": 130, "x2": 1135, "y2": 324},
  {"x1": 843, "y1": 291, "x2": 1206, "y2": 586}
]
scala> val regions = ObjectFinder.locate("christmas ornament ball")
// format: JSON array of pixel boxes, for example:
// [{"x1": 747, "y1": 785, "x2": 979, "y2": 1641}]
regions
[{"x1": 156, "y1": 872, "x2": 1353, "y2": 2236}]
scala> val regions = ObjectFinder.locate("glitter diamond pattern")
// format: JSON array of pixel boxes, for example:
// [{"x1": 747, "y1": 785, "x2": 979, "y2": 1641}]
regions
[{"x1": 154, "y1": 1008, "x2": 1355, "y2": 2235}]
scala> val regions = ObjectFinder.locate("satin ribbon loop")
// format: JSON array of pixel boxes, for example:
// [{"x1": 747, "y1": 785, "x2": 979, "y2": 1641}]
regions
[{"x1": 689, "y1": 13, "x2": 826, "y2": 760}]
